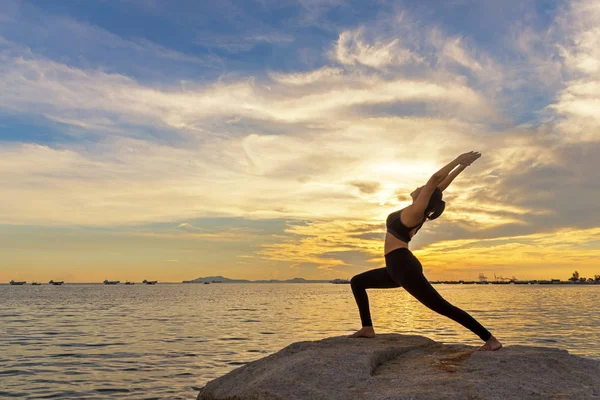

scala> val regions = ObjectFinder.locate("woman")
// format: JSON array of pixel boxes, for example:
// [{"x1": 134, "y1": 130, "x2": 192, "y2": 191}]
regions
[{"x1": 348, "y1": 151, "x2": 502, "y2": 351}]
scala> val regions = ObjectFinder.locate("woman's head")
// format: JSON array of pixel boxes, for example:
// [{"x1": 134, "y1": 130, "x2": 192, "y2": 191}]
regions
[
  {"x1": 425, "y1": 187, "x2": 445, "y2": 220},
  {"x1": 411, "y1": 186, "x2": 445, "y2": 220}
]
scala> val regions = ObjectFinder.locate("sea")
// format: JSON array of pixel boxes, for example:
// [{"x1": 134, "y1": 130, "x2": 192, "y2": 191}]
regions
[{"x1": 1, "y1": 283, "x2": 599, "y2": 399}]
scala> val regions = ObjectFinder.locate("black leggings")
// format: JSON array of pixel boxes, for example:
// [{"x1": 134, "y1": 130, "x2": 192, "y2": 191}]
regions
[{"x1": 350, "y1": 247, "x2": 491, "y2": 342}]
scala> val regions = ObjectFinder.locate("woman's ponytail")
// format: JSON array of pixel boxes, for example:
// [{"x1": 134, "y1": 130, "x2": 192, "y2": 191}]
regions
[{"x1": 425, "y1": 187, "x2": 445, "y2": 220}]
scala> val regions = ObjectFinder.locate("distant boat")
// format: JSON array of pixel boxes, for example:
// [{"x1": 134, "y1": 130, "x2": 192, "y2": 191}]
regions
[
  {"x1": 103, "y1": 280, "x2": 120, "y2": 285},
  {"x1": 204, "y1": 282, "x2": 210, "y2": 284},
  {"x1": 330, "y1": 278, "x2": 350, "y2": 284},
  {"x1": 9, "y1": 280, "x2": 26, "y2": 285},
  {"x1": 49, "y1": 280, "x2": 64, "y2": 285},
  {"x1": 31, "y1": 282, "x2": 41, "y2": 286},
  {"x1": 125, "y1": 281, "x2": 135, "y2": 285},
  {"x1": 143, "y1": 280, "x2": 158, "y2": 285}
]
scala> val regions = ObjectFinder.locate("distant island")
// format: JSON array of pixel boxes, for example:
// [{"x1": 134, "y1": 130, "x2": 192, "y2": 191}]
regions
[{"x1": 183, "y1": 275, "x2": 336, "y2": 284}]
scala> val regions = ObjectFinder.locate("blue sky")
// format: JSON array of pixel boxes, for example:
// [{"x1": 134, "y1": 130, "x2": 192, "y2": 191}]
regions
[
  {"x1": 0, "y1": 0, "x2": 568, "y2": 131},
  {"x1": 1, "y1": 0, "x2": 599, "y2": 282}
]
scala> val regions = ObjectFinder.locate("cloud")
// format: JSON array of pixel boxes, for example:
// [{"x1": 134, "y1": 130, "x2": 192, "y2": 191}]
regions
[
  {"x1": 0, "y1": 47, "x2": 495, "y2": 133},
  {"x1": 556, "y1": 0, "x2": 600, "y2": 75},
  {"x1": 257, "y1": 219, "x2": 384, "y2": 271},
  {"x1": 195, "y1": 31, "x2": 294, "y2": 52},
  {"x1": 543, "y1": 0, "x2": 600, "y2": 142},
  {"x1": 269, "y1": 66, "x2": 344, "y2": 85},
  {"x1": 330, "y1": 26, "x2": 423, "y2": 69},
  {"x1": 0, "y1": 9, "x2": 224, "y2": 73},
  {"x1": 349, "y1": 181, "x2": 381, "y2": 195}
]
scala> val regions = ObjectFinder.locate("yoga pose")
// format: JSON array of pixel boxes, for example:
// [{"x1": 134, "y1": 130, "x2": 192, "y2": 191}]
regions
[{"x1": 348, "y1": 151, "x2": 502, "y2": 351}]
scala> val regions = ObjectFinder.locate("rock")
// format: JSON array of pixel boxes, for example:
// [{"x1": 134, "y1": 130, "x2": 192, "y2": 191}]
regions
[{"x1": 197, "y1": 334, "x2": 600, "y2": 400}]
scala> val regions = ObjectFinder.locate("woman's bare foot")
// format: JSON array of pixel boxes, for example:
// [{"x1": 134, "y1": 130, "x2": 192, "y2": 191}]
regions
[
  {"x1": 347, "y1": 326, "x2": 375, "y2": 338},
  {"x1": 478, "y1": 335, "x2": 502, "y2": 351}
]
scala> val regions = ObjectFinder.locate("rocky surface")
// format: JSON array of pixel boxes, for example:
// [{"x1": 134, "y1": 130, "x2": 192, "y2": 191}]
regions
[{"x1": 197, "y1": 334, "x2": 600, "y2": 400}]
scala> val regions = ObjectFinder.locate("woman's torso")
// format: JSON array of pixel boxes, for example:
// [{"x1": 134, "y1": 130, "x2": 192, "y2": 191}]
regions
[{"x1": 384, "y1": 207, "x2": 425, "y2": 256}]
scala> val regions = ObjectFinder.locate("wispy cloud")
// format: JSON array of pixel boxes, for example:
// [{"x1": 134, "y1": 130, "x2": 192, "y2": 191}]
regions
[
  {"x1": 330, "y1": 26, "x2": 423, "y2": 68},
  {"x1": 548, "y1": 0, "x2": 600, "y2": 141},
  {"x1": 0, "y1": 44, "x2": 494, "y2": 133},
  {"x1": 196, "y1": 32, "x2": 294, "y2": 52}
]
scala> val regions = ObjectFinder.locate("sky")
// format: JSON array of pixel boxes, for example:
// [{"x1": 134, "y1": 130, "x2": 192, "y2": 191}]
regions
[{"x1": 1, "y1": 0, "x2": 599, "y2": 283}]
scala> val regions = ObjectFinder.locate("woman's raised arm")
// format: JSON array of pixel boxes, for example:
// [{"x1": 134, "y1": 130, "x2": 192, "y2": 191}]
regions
[
  {"x1": 437, "y1": 164, "x2": 467, "y2": 192},
  {"x1": 428, "y1": 151, "x2": 480, "y2": 187}
]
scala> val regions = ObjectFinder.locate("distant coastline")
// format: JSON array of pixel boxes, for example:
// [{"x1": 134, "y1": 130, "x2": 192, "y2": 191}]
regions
[
  {"x1": 429, "y1": 279, "x2": 599, "y2": 285},
  {"x1": 4, "y1": 272, "x2": 599, "y2": 286},
  {"x1": 182, "y1": 275, "x2": 600, "y2": 285}
]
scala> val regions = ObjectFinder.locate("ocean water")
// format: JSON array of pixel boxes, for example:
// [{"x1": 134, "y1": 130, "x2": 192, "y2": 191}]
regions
[{"x1": 1, "y1": 283, "x2": 599, "y2": 399}]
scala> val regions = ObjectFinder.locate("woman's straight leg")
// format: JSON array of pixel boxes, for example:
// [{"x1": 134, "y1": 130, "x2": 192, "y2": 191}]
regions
[
  {"x1": 400, "y1": 272, "x2": 492, "y2": 341},
  {"x1": 385, "y1": 249, "x2": 492, "y2": 342},
  {"x1": 350, "y1": 267, "x2": 400, "y2": 327}
]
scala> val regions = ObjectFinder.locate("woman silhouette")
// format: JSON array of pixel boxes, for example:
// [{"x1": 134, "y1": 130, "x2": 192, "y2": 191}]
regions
[{"x1": 348, "y1": 151, "x2": 502, "y2": 351}]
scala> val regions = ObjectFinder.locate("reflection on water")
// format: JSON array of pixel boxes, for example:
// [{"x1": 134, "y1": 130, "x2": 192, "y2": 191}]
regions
[{"x1": 1, "y1": 283, "x2": 599, "y2": 399}]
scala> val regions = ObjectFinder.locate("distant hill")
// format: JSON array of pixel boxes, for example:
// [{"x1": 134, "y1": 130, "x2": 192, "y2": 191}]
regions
[{"x1": 182, "y1": 276, "x2": 332, "y2": 283}]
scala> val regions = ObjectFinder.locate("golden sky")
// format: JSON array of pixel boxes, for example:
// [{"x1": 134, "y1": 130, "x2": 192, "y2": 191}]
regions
[{"x1": 1, "y1": 0, "x2": 599, "y2": 283}]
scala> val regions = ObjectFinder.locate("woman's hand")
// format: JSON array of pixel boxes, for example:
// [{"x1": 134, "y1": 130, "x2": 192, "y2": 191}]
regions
[{"x1": 456, "y1": 151, "x2": 481, "y2": 166}]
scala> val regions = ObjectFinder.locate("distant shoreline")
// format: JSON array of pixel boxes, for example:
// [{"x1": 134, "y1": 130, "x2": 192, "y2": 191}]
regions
[
  {"x1": 2, "y1": 280, "x2": 599, "y2": 286},
  {"x1": 181, "y1": 275, "x2": 600, "y2": 285},
  {"x1": 181, "y1": 280, "x2": 600, "y2": 285}
]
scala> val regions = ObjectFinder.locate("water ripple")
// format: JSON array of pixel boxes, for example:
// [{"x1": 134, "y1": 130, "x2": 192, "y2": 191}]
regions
[{"x1": 95, "y1": 388, "x2": 131, "y2": 393}]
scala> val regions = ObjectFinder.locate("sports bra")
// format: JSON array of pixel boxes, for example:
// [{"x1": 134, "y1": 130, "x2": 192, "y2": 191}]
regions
[{"x1": 386, "y1": 208, "x2": 425, "y2": 243}]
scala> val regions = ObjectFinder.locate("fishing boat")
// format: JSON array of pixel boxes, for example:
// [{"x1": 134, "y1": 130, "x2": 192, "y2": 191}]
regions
[
  {"x1": 9, "y1": 280, "x2": 26, "y2": 285},
  {"x1": 125, "y1": 281, "x2": 135, "y2": 285},
  {"x1": 103, "y1": 280, "x2": 120, "y2": 285},
  {"x1": 143, "y1": 280, "x2": 158, "y2": 285},
  {"x1": 330, "y1": 278, "x2": 351, "y2": 284},
  {"x1": 204, "y1": 281, "x2": 210, "y2": 284},
  {"x1": 49, "y1": 280, "x2": 64, "y2": 285},
  {"x1": 31, "y1": 282, "x2": 41, "y2": 286}
]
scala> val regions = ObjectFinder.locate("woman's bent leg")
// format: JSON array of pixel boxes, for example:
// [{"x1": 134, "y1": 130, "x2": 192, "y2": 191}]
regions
[{"x1": 350, "y1": 267, "x2": 399, "y2": 327}]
